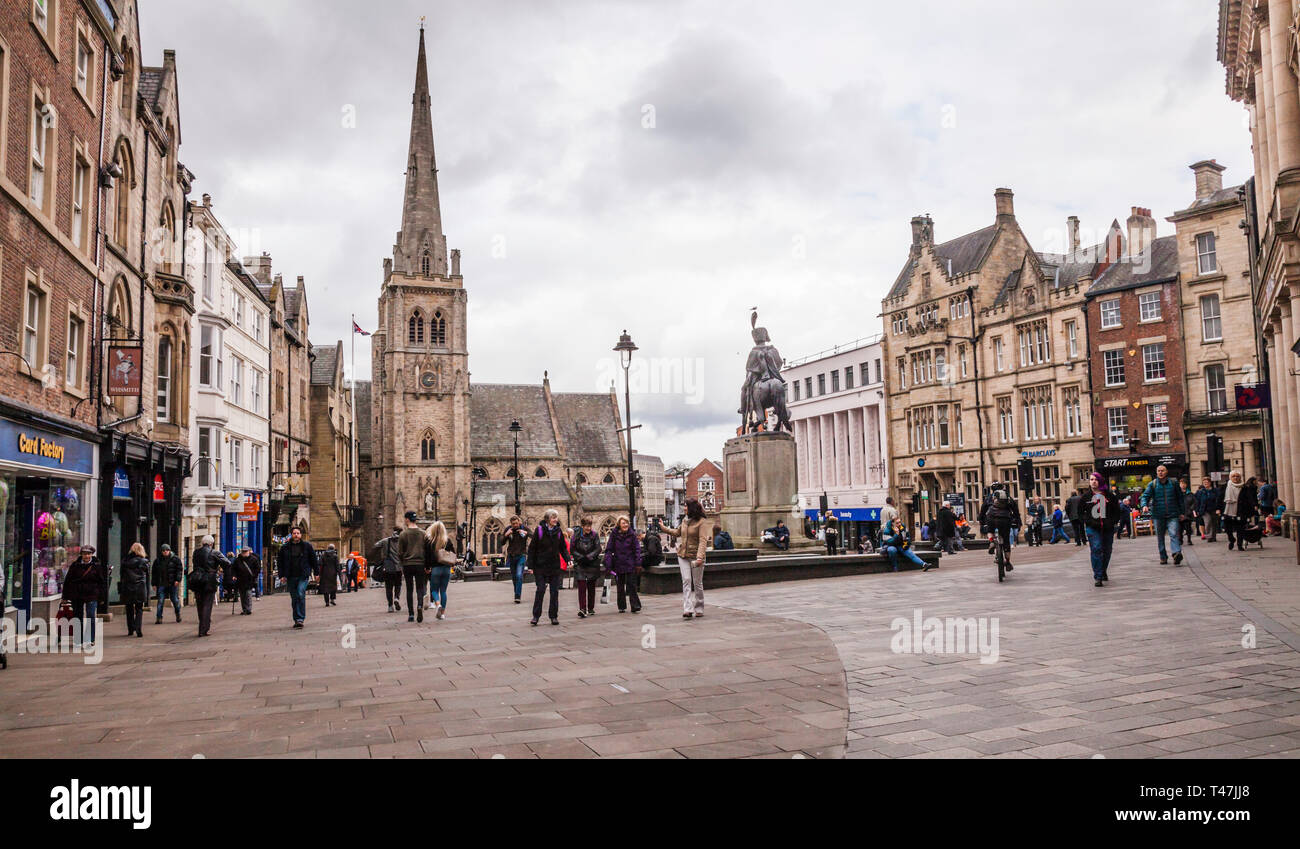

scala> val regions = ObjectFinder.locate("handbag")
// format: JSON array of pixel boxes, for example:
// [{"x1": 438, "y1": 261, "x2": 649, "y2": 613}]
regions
[{"x1": 436, "y1": 548, "x2": 456, "y2": 566}]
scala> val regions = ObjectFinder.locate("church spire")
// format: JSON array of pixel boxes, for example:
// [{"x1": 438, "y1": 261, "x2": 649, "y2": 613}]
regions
[{"x1": 393, "y1": 25, "x2": 447, "y2": 277}]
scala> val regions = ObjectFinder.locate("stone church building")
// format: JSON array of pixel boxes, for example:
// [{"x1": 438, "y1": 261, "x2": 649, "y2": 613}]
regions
[{"x1": 359, "y1": 28, "x2": 630, "y2": 559}]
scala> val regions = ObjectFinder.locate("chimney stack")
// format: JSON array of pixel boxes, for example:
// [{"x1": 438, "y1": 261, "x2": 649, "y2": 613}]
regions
[
  {"x1": 1190, "y1": 159, "x2": 1226, "y2": 200},
  {"x1": 910, "y1": 215, "x2": 933, "y2": 254},
  {"x1": 242, "y1": 253, "x2": 273, "y2": 285},
  {"x1": 1067, "y1": 216, "x2": 1080, "y2": 253},
  {"x1": 201, "y1": 193, "x2": 211, "y2": 207},
  {"x1": 1126, "y1": 207, "x2": 1156, "y2": 259},
  {"x1": 995, "y1": 188, "x2": 1015, "y2": 222}
]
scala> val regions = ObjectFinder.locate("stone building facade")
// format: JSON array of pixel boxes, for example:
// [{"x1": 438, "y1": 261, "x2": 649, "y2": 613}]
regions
[
  {"x1": 308, "y1": 342, "x2": 360, "y2": 556},
  {"x1": 366, "y1": 28, "x2": 628, "y2": 558},
  {"x1": 1167, "y1": 160, "x2": 1267, "y2": 482},
  {"x1": 1219, "y1": 0, "x2": 1300, "y2": 520},
  {"x1": 882, "y1": 189, "x2": 1112, "y2": 529}
]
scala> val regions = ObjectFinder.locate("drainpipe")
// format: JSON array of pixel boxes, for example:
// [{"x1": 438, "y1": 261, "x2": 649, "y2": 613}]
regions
[{"x1": 967, "y1": 286, "x2": 989, "y2": 489}]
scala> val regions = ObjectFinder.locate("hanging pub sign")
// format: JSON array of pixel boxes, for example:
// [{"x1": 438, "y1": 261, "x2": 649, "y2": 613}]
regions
[
  {"x1": 153, "y1": 474, "x2": 165, "y2": 503},
  {"x1": 1235, "y1": 383, "x2": 1271, "y2": 410},
  {"x1": 112, "y1": 467, "x2": 131, "y2": 500},
  {"x1": 106, "y1": 346, "x2": 144, "y2": 396}
]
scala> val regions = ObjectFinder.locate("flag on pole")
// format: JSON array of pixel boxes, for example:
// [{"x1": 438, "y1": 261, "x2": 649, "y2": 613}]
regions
[{"x1": 352, "y1": 320, "x2": 370, "y2": 336}]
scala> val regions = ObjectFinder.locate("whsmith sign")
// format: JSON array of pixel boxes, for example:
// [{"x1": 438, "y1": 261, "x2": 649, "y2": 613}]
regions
[{"x1": 0, "y1": 417, "x2": 94, "y2": 476}]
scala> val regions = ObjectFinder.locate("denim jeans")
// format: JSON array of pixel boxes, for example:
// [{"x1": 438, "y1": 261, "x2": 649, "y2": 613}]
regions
[
  {"x1": 1085, "y1": 526, "x2": 1114, "y2": 580},
  {"x1": 155, "y1": 585, "x2": 181, "y2": 620},
  {"x1": 429, "y1": 566, "x2": 450, "y2": 609},
  {"x1": 289, "y1": 576, "x2": 309, "y2": 623},
  {"x1": 70, "y1": 599, "x2": 98, "y2": 643},
  {"x1": 884, "y1": 545, "x2": 925, "y2": 571},
  {"x1": 508, "y1": 554, "x2": 528, "y2": 599},
  {"x1": 1049, "y1": 525, "x2": 1069, "y2": 544},
  {"x1": 1154, "y1": 517, "x2": 1181, "y2": 560}
]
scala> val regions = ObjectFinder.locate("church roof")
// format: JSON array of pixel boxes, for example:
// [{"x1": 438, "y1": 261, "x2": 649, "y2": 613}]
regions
[
  {"x1": 578, "y1": 484, "x2": 632, "y2": 511},
  {"x1": 473, "y1": 479, "x2": 573, "y2": 506},
  {"x1": 469, "y1": 384, "x2": 561, "y2": 458},
  {"x1": 552, "y1": 392, "x2": 624, "y2": 465}
]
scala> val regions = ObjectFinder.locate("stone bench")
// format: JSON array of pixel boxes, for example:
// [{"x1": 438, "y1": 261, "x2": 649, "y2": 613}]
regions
[{"x1": 641, "y1": 549, "x2": 942, "y2": 594}]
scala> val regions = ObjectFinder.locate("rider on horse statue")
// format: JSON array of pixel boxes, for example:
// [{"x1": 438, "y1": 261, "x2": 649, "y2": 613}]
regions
[{"x1": 739, "y1": 310, "x2": 793, "y2": 434}]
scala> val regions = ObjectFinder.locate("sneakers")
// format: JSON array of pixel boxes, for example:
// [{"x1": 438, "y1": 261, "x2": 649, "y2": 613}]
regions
[
  {"x1": 394, "y1": 601, "x2": 401, "y2": 611},
  {"x1": 683, "y1": 613, "x2": 693, "y2": 619},
  {"x1": 550, "y1": 618, "x2": 559, "y2": 625},
  {"x1": 530, "y1": 618, "x2": 539, "y2": 626},
  {"x1": 292, "y1": 622, "x2": 303, "y2": 629},
  {"x1": 577, "y1": 610, "x2": 587, "y2": 619},
  {"x1": 388, "y1": 603, "x2": 394, "y2": 612},
  {"x1": 1160, "y1": 558, "x2": 1168, "y2": 565},
  {"x1": 586, "y1": 608, "x2": 595, "y2": 616},
  {"x1": 436, "y1": 606, "x2": 445, "y2": 620},
  {"x1": 514, "y1": 598, "x2": 522, "y2": 604},
  {"x1": 1095, "y1": 580, "x2": 1104, "y2": 587},
  {"x1": 1173, "y1": 552, "x2": 1183, "y2": 565}
]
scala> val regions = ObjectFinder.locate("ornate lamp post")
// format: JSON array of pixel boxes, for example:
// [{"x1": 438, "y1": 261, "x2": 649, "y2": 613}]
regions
[
  {"x1": 614, "y1": 330, "x2": 639, "y2": 526},
  {"x1": 509, "y1": 419, "x2": 522, "y2": 517}
]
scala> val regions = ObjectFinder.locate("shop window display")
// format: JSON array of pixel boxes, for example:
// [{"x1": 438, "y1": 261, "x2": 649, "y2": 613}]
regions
[{"x1": 2, "y1": 474, "x2": 86, "y2": 606}]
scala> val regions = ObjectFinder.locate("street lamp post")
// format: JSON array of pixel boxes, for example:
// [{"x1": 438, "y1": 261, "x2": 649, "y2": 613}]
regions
[
  {"x1": 509, "y1": 419, "x2": 522, "y2": 517},
  {"x1": 614, "y1": 330, "x2": 639, "y2": 527},
  {"x1": 432, "y1": 486, "x2": 439, "y2": 519}
]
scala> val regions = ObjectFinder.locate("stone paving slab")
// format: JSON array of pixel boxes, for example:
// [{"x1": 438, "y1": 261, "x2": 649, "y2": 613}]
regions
[
  {"x1": 0, "y1": 580, "x2": 846, "y2": 759},
  {"x1": 708, "y1": 538, "x2": 1300, "y2": 758}
]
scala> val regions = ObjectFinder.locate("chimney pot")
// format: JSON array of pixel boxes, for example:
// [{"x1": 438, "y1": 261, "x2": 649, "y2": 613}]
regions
[
  {"x1": 1067, "y1": 215, "x2": 1080, "y2": 252},
  {"x1": 1126, "y1": 206, "x2": 1156, "y2": 260},
  {"x1": 995, "y1": 188, "x2": 1015, "y2": 221}
]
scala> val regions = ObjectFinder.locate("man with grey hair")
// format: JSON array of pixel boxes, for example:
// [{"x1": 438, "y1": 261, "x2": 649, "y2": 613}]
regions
[{"x1": 190, "y1": 535, "x2": 229, "y2": 637}]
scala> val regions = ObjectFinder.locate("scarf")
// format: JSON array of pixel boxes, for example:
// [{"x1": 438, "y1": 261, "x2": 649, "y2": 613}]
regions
[{"x1": 1224, "y1": 481, "x2": 1242, "y2": 517}]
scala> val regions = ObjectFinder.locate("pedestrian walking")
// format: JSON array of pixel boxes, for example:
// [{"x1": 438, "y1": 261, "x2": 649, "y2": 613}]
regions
[
  {"x1": 345, "y1": 553, "x2": 361, "y2": 593},
  {"x1": 1222, "y1": 472, "x2": 1259, "y2": 552},
  {"x1": 189, "y1": 536, "x2": 227, "y2": 638},
  {"x1": 275, "y1": 526, "x2": 318, "y2": 628},
  {"x1": 152, "y1": 543, "x2": 183, "y2": 624},
  {"x1": 936, "y1": 502, "x2": 958, "y2": 555},
  {"x1": 317, "y1": 544, "x2": 341, "y2": 607},
  {"x1": 1194, "y1": 478, "x2": 1218, "y2": 540},
  {"x1": 398, "y1": 511, "x2": 429, "y2": 622},
  {"x1": 499, "y1": 515, "x2": 530, "y2": 604},
  {"x1": 1049, "y1": 503, "x2": 1069, "y2": 544},
  {"x1": 1026, "y1": 497, "x2": 1046, "y2": 546},
  {"x1": 528, "y1": 509, "x2": 570, "y2": 626},
  {"x1": 1178, "y1": 479, "x2": 1196, "y2": 545},
  {"x1": 1140, "y1": 464, "x2": 1184, "y2": 565},
  {"x1": 662, "y1": 498, "x2": 709, "y2": 619},
  {"x1": 120, "y1": 542, "x2": 150, "y2": 638},
  {"x1": 231, "y1": 547, "x2": 259, "y2": 614},
  {"x1": 424, "y1": 521, "x2": 456, "y2": 620},
  {"x1": 570, "y1": 517, "x2": 603, "y2": 618},
  {"x1": 604, "y1": 515, "x2": 643, "y2": 613},
  {"x1": 62, "y1": 545, "x2": 105, "y2": 646},
  {"x1": 372, "y1": 528, "x2": 403, "y2": 612},
  {"x1": 1066, "y1": 489, "x2": 1086, "y2": 547},
  {"x1": 1084, "y1": 473, "x2": 1121, "y2": 587}
]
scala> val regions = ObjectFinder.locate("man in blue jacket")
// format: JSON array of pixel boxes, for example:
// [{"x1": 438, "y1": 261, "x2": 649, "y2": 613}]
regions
[{"x1": 1140, "y1": 465, "x2": 1183, "y2": 565}]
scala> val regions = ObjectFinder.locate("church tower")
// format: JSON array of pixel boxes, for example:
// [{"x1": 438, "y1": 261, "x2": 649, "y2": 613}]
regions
[{"x1": 372, "y1": 25, "x2": 470, "y2": 532}]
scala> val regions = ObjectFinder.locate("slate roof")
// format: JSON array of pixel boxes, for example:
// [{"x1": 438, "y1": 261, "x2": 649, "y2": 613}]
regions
[
  {"x1": 472, "y1": 479, "x2": 573, "y2": 507},
  {"x1": 578, "y1": 484, "x2": 632, "y2": 511},
  {"x1": 310, "y1": 345, "x2": 338, "y2": 385},
  {"x1": 552, "y1": 392, "x2": 624, "y2": 465},
  {"x1": 1036, "y1": 236, "x2": 1111, "y2": 290},
  {"x1": 138, "y1": 68, "x2": 163, "y2": 109},
  {"x1": 469, "y1": 384, "x2": 561, "y2": 458},
  {"x1": 992, "y1": 268, "x2": 1022, "y2": 308},
  {"x1": 353, "y1": 380, "x2": 372, "y2": 458},
  {"x1": 1171, "y1": 184, "x2": 1243, "y2": 217},
  {"x1": 1087, "y1": 236, "x2": 1180, "y2": 296},
  {"x1": 887, "y1": 223, "x2": 999, "y2": 299}
]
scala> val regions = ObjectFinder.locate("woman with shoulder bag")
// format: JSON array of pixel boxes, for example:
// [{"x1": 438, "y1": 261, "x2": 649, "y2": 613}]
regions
[
  {"x1": 120, "y1": 542, "x2": 151, "y2": 638},
  {"x1": 424, "y1": 521, "x2": 456, "y2": 620},
  {"x1": 661, "y1": 498, "x2": 709, "y2": 619}
]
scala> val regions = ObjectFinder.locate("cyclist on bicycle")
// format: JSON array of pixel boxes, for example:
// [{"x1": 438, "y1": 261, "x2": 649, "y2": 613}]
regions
[{"x1": 978, "y1": 487, "x2": 1020, "y2": 571}]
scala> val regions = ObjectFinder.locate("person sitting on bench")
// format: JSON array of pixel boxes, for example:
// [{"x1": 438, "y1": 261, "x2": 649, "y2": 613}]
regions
[{"x1": 764, "y1": 520, "x2": 790, "y2": 551}]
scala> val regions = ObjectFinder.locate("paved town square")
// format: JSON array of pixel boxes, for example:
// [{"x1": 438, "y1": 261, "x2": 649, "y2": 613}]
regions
[{"x1": 4, "y1": 535, "x2": 1299, "y2": 759}]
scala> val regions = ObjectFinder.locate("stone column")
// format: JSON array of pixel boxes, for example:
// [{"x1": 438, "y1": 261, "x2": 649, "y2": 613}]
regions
[
  {"x1": 1244, "y1": 439, "x2": 1259, "y2": 479},
  {"x1": 1255, "y1": 69, "x2": 1276, "y2": 213},
  {"x1": 1268, "y1": 323, "x2": 1294, "y2": 507},
  {"x1": 1261, "y1": 21, "x2": 1281, "y2": 205},
  {"x1": 1271, "y1": 0, "x2": 1300, "y2": 176},
  {"x1": 1281, "y1": 302, "x2": 1300, "y2": 506}
]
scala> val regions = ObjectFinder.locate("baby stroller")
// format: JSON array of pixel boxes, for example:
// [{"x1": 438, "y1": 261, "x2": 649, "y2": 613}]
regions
[{"x1": 1238, "y1": 518, "x2": 1266, "y2": 549}]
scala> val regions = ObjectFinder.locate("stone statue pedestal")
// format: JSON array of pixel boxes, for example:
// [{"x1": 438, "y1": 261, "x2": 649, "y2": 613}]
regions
[{"x1": 719, "y1": 431, "x2": 817, "y2": 551}]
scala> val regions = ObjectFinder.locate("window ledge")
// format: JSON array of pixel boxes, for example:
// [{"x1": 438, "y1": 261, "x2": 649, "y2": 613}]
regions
[
  {"x1": 63, "y1": 383, "x2": 87, "y2": 401},
  {"x1": 1143, "y1": 379, "x2": 1168, "y2": 386},
  {"x1": 1189, "y1": 272, "x2": 1226, "y2": 286}
]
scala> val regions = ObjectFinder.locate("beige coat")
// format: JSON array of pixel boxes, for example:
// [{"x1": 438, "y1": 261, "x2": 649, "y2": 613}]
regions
[{"x1": 664, "y1": 518, "x2": 709, "y2": 562}]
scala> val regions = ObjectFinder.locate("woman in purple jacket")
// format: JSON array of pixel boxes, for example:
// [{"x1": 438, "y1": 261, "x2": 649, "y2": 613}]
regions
[{"x1": 602, "y1": 515, "x2": 642, "y2": 613}]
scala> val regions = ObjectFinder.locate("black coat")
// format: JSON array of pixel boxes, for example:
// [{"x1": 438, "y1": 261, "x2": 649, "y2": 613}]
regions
[
  {"x1": 570, "y1": 530, "x2": 603, "y2": 580},
  {"x1": 232, "y1": 554, "x2": 260, "y2": 590},
  {"x1": 151, "y1": 552, "x2": 184, "y2": 587},
  {"x1": 119, "y1": 554, "x2": 151, "y2": 604},
  {"x1": 526, "y1": 524, "x2": 569, "y2": 575},
  {"x1": 62, "y1": 556, "x2": 105, "y2": 603},
  {"x1": 936, "y1": 507, "x2": 956, "y2": 537},
  {"x1": 317, "y1": 550, "x2": 340, "y2": 593},
  {"x1": 276, "y1": 540, "x2": 318, "y2": 581}
]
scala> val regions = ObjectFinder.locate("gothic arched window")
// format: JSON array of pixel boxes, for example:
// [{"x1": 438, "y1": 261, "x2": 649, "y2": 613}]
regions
[
  {"x1": 113, "y1": 142, "x2": 133, "y2": 250},
  {"x1": 602, "y1": 473, "x2": 615, "y2": 484},
  {"x1": 575, "y1": 473, "x2": 588, "y2": 485},
  {"x1": 506, "y1": 467, "x2": 518, "y2": 478},
  {"x1": 408, "y1": 310, "x2": 424, "y2": 344},
  {"x1": 534, "y1": 466, "x2": 547, "y2": 478},
  {"x1": 421, "y1": 249, "x2": 431, "y2": 276},
  {"x1": 432, "y1": 310, "x2": 447, "y2": 346},
  {"x1": 420, "y1": 431, "x2": 435, "y2": 461},
  {"x1": 599, "y1": 517, "x2": 616, "y2": 538},
  {"x1": 482, "y1": 519, "x2": 504, "y2": 555}
]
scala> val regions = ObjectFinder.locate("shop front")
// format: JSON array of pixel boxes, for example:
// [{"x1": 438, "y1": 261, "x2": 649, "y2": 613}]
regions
[
  {"x1": 804, "y1": 506, "x2": 882, "y2": 551},
  {"x1": 0, "y1": 410, "x2": 98, "y2": 624},
  {"x1": 98, "y1": 433, "x2": 189, "y2": 606},
  {"x1": 1095, "y1": 453, "x2": 1189, "y2": 499}
]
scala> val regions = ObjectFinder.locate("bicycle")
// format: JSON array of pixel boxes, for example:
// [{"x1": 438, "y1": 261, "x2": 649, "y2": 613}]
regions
[{"x1": 987, "y1": 526, "x2": 1011, "y2": 582}]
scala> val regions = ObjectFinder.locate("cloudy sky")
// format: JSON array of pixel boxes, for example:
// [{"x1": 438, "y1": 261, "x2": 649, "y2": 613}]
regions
[{"x1": 142, "y1": 0, "x2": 1249, "y2": 467}]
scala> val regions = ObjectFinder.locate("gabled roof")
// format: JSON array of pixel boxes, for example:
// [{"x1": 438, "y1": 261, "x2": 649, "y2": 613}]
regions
[
  {"x1": 138, "y1": 68, "x2": 164, "y2": 110},
  {"x1": 473, "y1": 479, "x2": 573, "y2": 506},
  {"x1": 469, "y1": 384, "x2": 561, "y2": 458},
  {"x1": 1087, "y1": 236, "x2": 1180, "y2": 296},
  {"x1": 552, "y1": 392, "x2": 623, "y2": 465},
  {"x1": 310, "y1": 345, "x2": 339, "y2": 385},
  {"x1": 992, "y1": 268, "x2": 1022, "y2": 308},
  {"x1": 887, "y1": 223, "x2": 999, "y2": 300},
  {"x1": 578, "y1": 484, "x2": 633, "y2": 511},
  {"x1": 1170, "y1": 184, "x2": 1244, "y2": 218}
]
